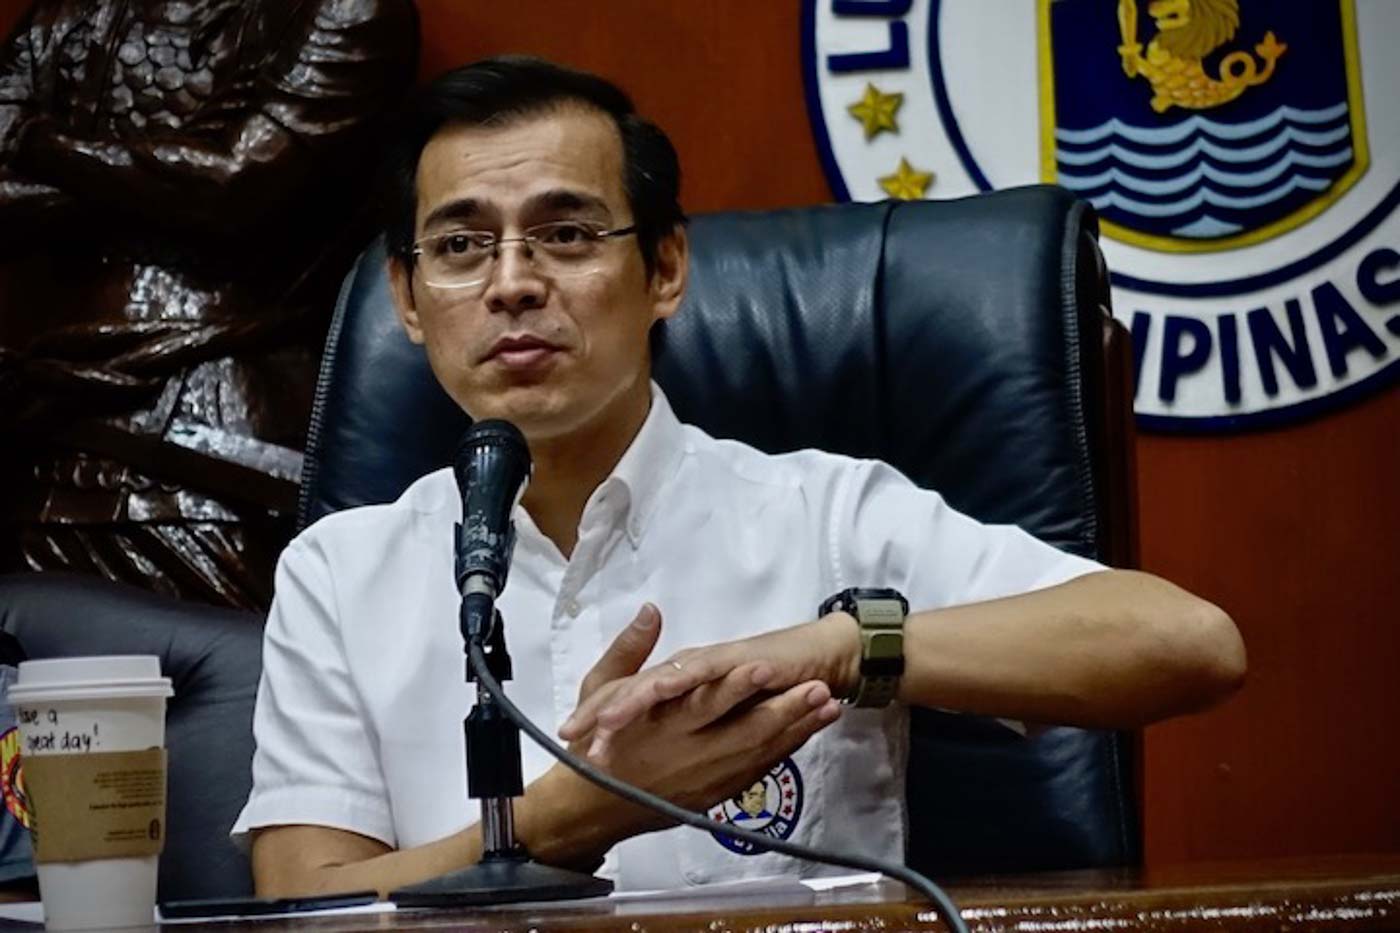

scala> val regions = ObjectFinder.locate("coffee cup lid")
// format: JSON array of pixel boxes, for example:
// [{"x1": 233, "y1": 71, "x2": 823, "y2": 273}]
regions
[{"x1": 7, "y1": 656, "x2": 173, "y2": 703}]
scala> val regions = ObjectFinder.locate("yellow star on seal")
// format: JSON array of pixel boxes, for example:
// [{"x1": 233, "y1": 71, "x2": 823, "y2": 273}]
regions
[
  {"x1": 847, "y1": 83, "x2": 903, "y2": 140},
  {"x1": 878, "y1": 158, "x2": 934, "y2": 200}
]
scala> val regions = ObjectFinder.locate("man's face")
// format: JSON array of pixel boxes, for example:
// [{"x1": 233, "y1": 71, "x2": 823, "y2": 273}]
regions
[
  {"x1": 739, "y1": 781, "x2": 767, "y2": 817},
  {"x1": 389, "y1": 105, "x2": 686, "y2": 441}
]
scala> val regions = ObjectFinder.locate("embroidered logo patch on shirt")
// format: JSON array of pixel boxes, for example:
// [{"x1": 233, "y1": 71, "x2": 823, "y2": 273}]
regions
[{"x1": 707, "y1": 756, "x2": 804, "y2": 855}]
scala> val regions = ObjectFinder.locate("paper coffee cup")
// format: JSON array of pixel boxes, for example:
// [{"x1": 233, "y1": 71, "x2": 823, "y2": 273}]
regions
[{"x1": 7, "y1": 656, "x2": 173, "y2": 931}]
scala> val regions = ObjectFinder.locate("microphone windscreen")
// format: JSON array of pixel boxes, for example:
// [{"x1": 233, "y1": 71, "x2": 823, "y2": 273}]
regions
[
  {"x1": 453, "y1": 420, "x2": 528, "y2": 490},
  {"x1": 452, "y1": 420, "x2": 531, "y2": 592}
]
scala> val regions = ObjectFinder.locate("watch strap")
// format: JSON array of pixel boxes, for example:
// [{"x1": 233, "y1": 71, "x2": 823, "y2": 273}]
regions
[{"x1": 820, "y1": 588, "x2": 908, "y2": 708}]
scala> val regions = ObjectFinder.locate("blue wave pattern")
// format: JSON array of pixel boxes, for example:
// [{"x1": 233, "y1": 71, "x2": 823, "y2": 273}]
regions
[{"x1": 1055, "y1": 103, "x2": 1353, "y2": 238}]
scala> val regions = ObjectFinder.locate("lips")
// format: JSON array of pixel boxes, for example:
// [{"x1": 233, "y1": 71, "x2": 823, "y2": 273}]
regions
[{"x1": 484, "y1": 334, "x2": 564, "y2": 369}]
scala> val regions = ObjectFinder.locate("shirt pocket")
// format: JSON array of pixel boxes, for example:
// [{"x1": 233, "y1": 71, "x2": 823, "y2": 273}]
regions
[{"x1": 677, "y1": 735, "x2": 828, "y2": 886}]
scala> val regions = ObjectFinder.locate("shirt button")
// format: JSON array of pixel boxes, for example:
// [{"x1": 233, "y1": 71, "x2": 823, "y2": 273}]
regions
[{"x1": 564, "y1": 599, "x2": 581, "y2": 618}]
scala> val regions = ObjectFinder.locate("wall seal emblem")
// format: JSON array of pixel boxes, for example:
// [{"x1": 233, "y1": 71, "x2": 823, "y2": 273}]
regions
[{"x1": 804, "y1": 0, "x2": 1400, "y2": 430}]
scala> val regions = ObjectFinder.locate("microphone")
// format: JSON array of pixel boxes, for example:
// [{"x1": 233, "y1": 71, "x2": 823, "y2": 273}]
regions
[
  {"x1": 395, "y1": 418, "x2": 617, "y2": 907},
  {"x1": 452, "y1": 419, "x2": 531, "y2": 601}
]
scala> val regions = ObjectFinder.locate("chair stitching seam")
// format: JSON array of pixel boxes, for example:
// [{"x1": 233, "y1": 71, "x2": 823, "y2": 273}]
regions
[{"x1": 295, "y1": 238, "x2": 367, "y2": 531}]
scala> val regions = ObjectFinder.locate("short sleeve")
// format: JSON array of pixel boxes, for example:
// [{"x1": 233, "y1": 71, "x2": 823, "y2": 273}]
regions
[
  {"x1": 827, "y1": 459, "x2": 1104, "y2": 613},
  {"x1": 231, "y1": 536, "x2": 396, "y2": 847}
]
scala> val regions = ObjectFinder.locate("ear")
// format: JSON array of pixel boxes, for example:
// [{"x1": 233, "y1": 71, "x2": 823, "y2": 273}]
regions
[
  {"x1": 388, "y1": 254, "x2": 425, "y2": 345},
  {"x1": 648, "y1": 225, "x2": 689, "y2": 324}
]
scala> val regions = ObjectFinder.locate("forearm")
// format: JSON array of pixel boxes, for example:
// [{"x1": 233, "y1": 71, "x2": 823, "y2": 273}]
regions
[
  {"x1": 253, "y1": 824, "x2": 479, "y2": 900},
  {"x1": 893, "y1": 569, "x2": 1246, "y2": 728},
  {"x1": 254, "y1": 765, "x2": 627, "y2": 899},
  {"x1": 570, "y1": 569, "x2": 1244, "y2": 746},
  {"x1": 515, "y1": 763, "x2": 645, "y2": 870}
]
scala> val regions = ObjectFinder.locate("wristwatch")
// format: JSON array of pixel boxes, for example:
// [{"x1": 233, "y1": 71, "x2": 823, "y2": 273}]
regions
[{"x1": 818, "y1": 587, "x2": 909, "y2": 708}]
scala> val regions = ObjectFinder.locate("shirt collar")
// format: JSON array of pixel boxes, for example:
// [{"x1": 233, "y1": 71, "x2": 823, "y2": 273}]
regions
[{"x1": 508, "y1": 382, "x2": 686, "y2": 555}]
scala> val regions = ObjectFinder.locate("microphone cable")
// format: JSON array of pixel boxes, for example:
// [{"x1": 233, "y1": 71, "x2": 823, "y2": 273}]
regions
[{"x1": 467, "y1": 640, "x2": 971, "y2": 933}]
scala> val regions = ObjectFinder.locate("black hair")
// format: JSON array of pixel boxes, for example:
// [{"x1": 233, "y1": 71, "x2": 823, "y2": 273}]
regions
[{"x1": 383, "y1": 56, "x2": 686, "y2": 277}]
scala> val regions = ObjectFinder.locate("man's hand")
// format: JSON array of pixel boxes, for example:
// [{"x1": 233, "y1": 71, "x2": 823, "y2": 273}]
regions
[
  {"x1": 558, "y1": 610, "x2": 859, "y2": 760},
  {"x1": 252, "y1": 603, "x2": 846, "y2": 895},
  {"x1": 535, "y1": 604, "x2": 844, "y2": 855}
]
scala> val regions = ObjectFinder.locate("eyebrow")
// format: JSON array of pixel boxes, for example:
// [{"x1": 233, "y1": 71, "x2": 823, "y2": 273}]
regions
[
  {"x1": 530, "y1": 188, "x2": 612, "y2": 218},
  {"x1": 421, "y1": 198, "x2": 483, "y2": 233},
  {"x1": 419, "y1": 189, "x2": 613, "y2": 235}
]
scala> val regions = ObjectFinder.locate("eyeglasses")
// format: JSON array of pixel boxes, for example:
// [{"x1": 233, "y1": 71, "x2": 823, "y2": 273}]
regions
[{"x1": 411, "y1": 220, "x2": 638, "y2": 291}]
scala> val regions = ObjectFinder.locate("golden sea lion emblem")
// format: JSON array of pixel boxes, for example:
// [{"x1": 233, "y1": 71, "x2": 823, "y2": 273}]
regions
[{"x1": 1117, "y1": 0, "x2": 1287, "y2": 113}]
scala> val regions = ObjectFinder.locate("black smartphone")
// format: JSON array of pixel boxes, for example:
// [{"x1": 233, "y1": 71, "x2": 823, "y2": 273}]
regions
[{"x1": 157, "y1": 890, "x2": 379, "y2": 919}]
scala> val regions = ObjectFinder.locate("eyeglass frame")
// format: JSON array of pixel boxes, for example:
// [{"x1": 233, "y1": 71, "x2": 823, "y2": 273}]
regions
[{"x1": 408, "y1": 220, "x2": 640, "y2": 290}]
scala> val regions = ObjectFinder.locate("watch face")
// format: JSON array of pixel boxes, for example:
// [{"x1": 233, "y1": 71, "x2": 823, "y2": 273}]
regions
[{"x1": 820, "y1": 588, "x2": 909, "y2": 617}]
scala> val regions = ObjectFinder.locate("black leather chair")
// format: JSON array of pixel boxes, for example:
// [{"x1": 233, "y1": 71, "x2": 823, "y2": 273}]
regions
[
  {"x1": 0, "y1": 572, "x2": 262, "y2": 899},
  {"x1": 0, "y1": 184, "x2": 1138, "y2": 890},
  {"x1": 300, "y1": 184, "x2": 1141, "y2": 876}
]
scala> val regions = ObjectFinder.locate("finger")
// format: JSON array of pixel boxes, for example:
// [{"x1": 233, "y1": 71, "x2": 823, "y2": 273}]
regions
[
  {"x1": 593, "y1": 649, "x2": 752, "y2": 734},
  {"x1": 653, "y1": 657, "x2": 774, "y2": 704},
  {"x1": 665, "y1": 696, "x2": 841, "y2": 814},
  {"x1": 708, "y1": 697, "x2": 842, "y2": 783},
  {"x1": 583, "y1": 675, "x2": 669, "y2": 758},
  {"x1": 585, "y1": 730, "x2": 615, "y2": 766},
  {"x1": 694, "y1": 687, "x2": 840, "y2": 788},
  {"x1": 706, "y1": 700, "x2": 841, "y2": 788},
  {"x1": 591, "y1": 663, "x2": 770, "y2": 761},
  {"x1": 584, "y1": 671, "x2": 682, "y2": 760},
  {"x1": 577, "y1": 604, "x2": 661, "y2": 702},
  {"x1": 669, "y1": 662, "x2": 773, "y2": 731},
  {"x1": 565, "y1": 665, "x2": 673, "y2": 743},
  {"x1": 769, "y1": 697, "x2": 842, "y2": 754},
  {"x1": 729, "y1": 679, "x2": 835, "y2": 748},
  {"x1": 559, "y1": 678, "x2": 620, "y2": 743},
  {"x1": 561, "y1": 605, "x2": 661, "y2": 740}
]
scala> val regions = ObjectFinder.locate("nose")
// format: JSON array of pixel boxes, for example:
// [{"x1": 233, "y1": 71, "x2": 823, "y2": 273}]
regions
[{"x1": 482, "y1": 240, "x2": 547, "y2": 314}]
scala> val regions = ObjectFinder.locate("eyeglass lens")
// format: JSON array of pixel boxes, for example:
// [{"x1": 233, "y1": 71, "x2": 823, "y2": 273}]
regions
[{"x1": 417, "y1": 222, "x2": 620, "y2": 289}]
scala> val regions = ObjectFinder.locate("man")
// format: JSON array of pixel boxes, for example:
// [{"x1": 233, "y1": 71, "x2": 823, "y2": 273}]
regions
[{"x1": 234, "y1": 57, "x2": 1245, "y2": 897}]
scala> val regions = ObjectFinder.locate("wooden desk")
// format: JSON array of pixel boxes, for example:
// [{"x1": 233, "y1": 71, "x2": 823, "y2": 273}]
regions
[{"x1": 2, "y1": 856, "x2": 1396, "y2": 931}]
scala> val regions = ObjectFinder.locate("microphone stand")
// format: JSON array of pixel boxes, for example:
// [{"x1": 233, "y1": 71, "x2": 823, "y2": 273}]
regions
[{"x1": 390, "y1": 563, "x2": 614, "y2": 907}]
